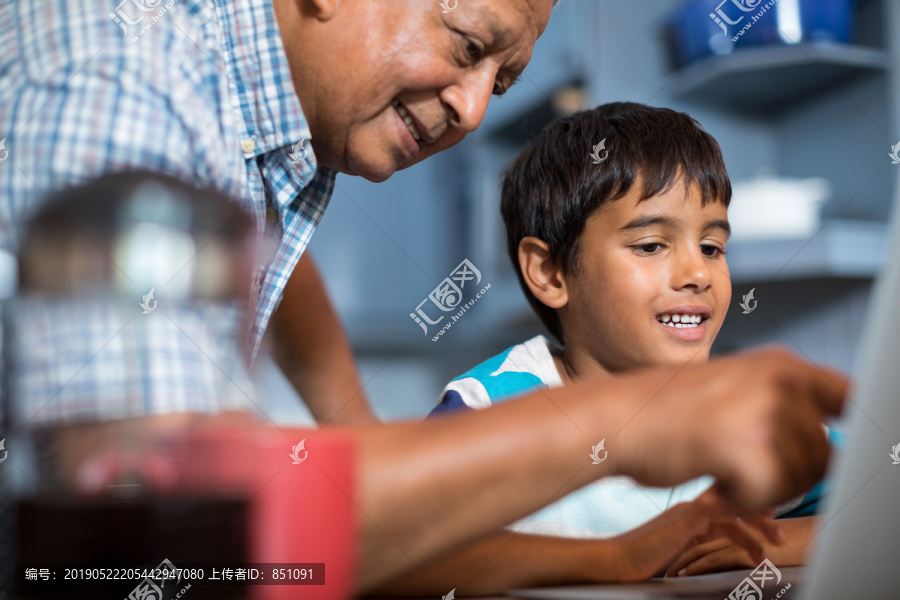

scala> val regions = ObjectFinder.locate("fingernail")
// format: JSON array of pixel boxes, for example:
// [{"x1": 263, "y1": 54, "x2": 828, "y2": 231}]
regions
[{"x1": 678, "y1": 569, "x2": 687, "y2": 577}]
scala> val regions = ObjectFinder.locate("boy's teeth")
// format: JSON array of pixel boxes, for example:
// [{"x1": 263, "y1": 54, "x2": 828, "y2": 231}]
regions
[{"x1": 658, "y1": 313, "x2": 704, "y2": 328}]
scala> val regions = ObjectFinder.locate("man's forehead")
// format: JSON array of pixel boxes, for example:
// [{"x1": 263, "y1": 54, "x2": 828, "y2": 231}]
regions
[
  {"x1": 477, "y1": 0, "x2": 553, "y2": 38},
  {"x1": 477, "y1": 0, "x2": 553, "y2": 82}
]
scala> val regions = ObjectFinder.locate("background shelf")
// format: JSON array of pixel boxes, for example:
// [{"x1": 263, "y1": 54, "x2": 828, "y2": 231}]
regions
[
  {"x1": 726, "y1": 219, "x2": 889, "y2": 283},
  {"x1": 669, "y1": 42, "x2": 888, "y2": 115}
]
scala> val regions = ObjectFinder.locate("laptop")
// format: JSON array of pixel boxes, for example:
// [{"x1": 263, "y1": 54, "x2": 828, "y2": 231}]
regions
[{"x1": 512, "y1": 205, "x2": 900, "y2": 598}]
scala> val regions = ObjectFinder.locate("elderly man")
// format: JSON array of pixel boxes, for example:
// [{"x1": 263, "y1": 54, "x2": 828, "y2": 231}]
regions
[{"x1": 0, "y1": 0, "x2": 845, "y2": 594}]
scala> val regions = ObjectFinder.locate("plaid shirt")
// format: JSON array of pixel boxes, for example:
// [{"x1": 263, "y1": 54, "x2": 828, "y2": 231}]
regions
[{"x1": 0, "y1": 0, "x2": 335, "y2": 425}]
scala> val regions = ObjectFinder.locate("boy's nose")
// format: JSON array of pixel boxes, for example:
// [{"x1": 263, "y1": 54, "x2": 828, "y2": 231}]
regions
[{"x1": 673, "y1": 247, "x2": 713, "y2": 291}]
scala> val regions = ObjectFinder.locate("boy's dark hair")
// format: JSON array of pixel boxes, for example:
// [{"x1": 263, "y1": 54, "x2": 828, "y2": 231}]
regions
[{"x1": 500, "y1": 102, "x2": 732, "y2": 343}]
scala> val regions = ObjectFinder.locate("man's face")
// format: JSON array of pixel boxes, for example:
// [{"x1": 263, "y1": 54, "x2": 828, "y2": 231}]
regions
[
  {"x1": 295, "y1": 0, "x2": 552, "y2": 182},
  {"x1": 560, "y1": 181, "x2": 732, "y2": 372}
]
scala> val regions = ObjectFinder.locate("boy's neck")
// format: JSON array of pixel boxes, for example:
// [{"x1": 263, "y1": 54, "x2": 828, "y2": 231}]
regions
[{"x1": 550, "y1": 343, "x2": 613, "y2": 385}]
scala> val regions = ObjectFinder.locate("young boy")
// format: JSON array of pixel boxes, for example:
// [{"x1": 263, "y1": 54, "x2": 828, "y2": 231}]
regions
[{"x1": 381, "y1": 102, "x2": 837, "y2": 595}]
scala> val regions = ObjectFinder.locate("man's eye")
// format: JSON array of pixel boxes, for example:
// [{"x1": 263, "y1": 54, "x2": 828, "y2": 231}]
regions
[{"x1": 465, "y1": 39, "x2": 484, "y2": 61}]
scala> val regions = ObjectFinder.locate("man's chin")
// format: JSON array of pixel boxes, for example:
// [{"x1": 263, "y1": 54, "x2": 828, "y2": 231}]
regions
[
  {"x1": 345, "y1": 153, "x2": 403, "y2": 183},
  {"x1": 344, "y1": 133, "x2": 461, "y2": 179},
  {"x1": 360, "y1": 170, "x2": 394, "y2": 184}
]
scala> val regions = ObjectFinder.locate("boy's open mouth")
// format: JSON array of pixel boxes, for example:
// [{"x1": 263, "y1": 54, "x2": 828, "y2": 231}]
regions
[{"x1": 656, "y1": 311, "x2": 710, "y2": 329}]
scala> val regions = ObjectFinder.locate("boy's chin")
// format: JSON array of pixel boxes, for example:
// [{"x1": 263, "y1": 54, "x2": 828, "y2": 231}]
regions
[
  {"x1": 648, "y1": 346, "x2": 712, "y2": 367},
  {"x1": 670, "y1": 348, "x2": 712, "y2": 364}
]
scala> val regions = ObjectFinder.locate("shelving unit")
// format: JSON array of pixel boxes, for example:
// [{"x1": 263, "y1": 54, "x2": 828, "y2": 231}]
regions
[
  {"x1": 669, "y1": 42, "x2": 888, "y2": 115},
  {"x1": 726, "y1": 220, "x2": 889, "y2": 283}
]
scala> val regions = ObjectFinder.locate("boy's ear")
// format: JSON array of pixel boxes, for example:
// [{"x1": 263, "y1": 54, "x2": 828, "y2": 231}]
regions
[{"x1": 518, "y1": 237, "x2": 569, "y2": 309}]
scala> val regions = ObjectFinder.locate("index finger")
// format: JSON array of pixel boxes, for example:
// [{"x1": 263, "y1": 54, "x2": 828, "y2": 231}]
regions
[{"x1": 801, "y1": 363, "x2": 848, "y2": 418}]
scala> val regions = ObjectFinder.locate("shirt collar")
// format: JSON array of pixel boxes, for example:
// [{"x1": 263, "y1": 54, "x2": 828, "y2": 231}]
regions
[{"x1": 213, "y1": 0, "x2": 313, "y2": 161}]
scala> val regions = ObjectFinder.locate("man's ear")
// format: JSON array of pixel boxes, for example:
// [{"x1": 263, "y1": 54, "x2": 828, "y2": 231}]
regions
[
  {"x1": 518, "y1": 237, "x2": 569, "y2": 309},
  {"x1": 303, "y1": 0, "x2": 340, "y2": 20}
]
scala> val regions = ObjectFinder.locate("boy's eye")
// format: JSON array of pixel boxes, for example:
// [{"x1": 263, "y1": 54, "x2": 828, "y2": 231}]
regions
[
  {"x1": 701, "y1": 244, "x2": 726, "y2": 257},
  {"x1": 634, "y1": 243, "x2": 663, "y2": 254}
]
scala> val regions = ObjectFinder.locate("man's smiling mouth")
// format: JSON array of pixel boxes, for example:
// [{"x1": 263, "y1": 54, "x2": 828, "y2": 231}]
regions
[{"x1": 392, "y1": 98, "x2": 422, "y2": 142}]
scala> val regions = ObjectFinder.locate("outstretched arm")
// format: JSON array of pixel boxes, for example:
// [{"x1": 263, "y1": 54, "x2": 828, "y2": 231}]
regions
[{"x1": 352, "y1": 348, "x2": 845, "y2": 592}]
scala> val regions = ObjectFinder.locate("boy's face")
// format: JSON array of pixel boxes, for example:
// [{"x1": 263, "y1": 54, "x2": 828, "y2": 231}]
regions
[{"x1": 560, "y1": 180, "x2": 731, "y2": 372}]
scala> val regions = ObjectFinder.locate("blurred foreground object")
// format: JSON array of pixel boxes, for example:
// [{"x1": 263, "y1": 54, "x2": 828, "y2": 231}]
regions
[
  {"x1": 5, "y1": 171, "x2": 259, "y2": 486},
  {"x1": 3, "y1": 173, "x2": 356, "y2": 599}
]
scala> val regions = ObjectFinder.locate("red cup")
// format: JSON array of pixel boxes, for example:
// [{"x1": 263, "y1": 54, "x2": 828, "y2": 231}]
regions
[{"x1": 166, "y1": 426, "x2": 357, "y2": 599}]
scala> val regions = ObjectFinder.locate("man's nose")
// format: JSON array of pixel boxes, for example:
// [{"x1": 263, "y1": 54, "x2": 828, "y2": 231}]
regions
[{"x1": 440, "y1": 69, "x2": 496, "y2": 133}]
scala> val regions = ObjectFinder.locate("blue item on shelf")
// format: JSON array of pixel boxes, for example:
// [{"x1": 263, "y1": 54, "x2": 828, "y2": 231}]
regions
[{"x1": 665, "y1": 0, "x2": 857, "y2": 68}]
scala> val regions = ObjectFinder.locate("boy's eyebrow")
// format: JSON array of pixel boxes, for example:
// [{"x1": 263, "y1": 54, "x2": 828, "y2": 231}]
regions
[
  {"x1": 704, "y1": 219, "x2": 732, "y2": 236},
  {"x1": 620, "y1": 215, "x2": 732, "y2": 236},
  {"x1": 620, "y1": 215, "x2": 678, "y2": 231}
]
